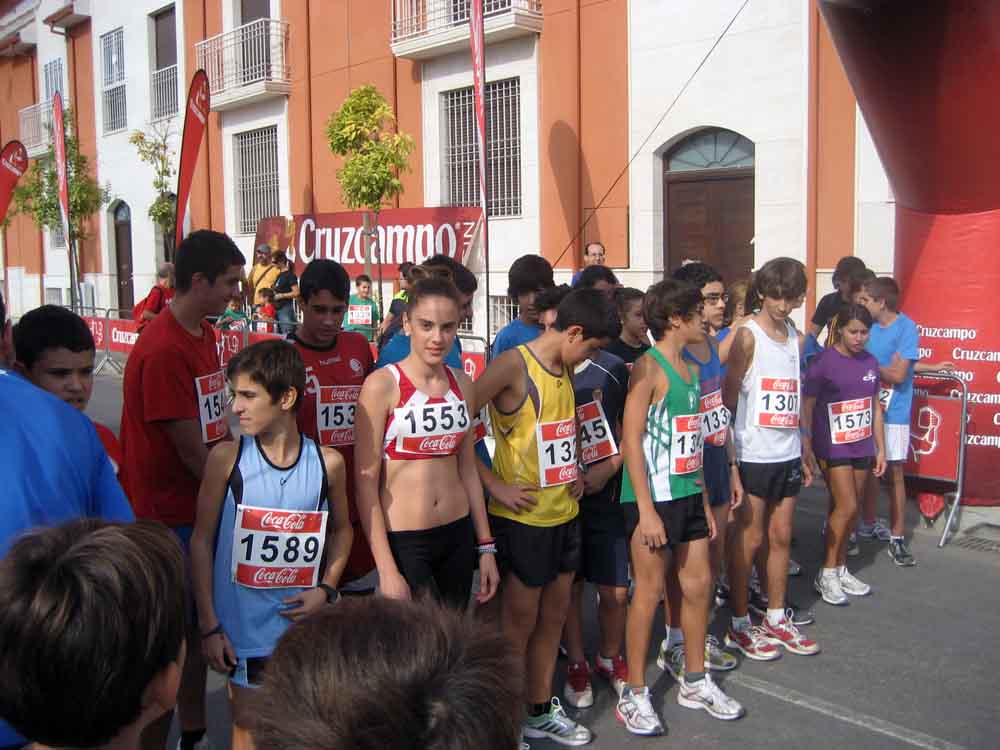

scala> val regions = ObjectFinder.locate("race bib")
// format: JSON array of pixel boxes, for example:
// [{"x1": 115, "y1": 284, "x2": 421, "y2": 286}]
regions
[
  {"x1": 231, "y1": 505, "x2": 328, "y2": 589},
  {"x1": 700, "y1": 389, "x2": 729, "y2": 446},
  {"x1": 576, "y1": 400, "x2": 618, "y2": 465},
  {"x1": 394, "y1": 400, "x2": 470, "y2": 455},
  {"x1": 196, "y1": 370, "x2": 228, "y2": 443},
  {"x1": 347, "y1": 304, "x2": 372, "y2": 327},
  {"x1": 670, "y1": 414, "x2": 704, "y2": 475},
  {"x1": 537, "y1": 418, "x2": 578, "y2": 487},
  {"x1": 828, "y1": 397, "x2": 873, "y2": 445},
  {"x1": 755, "y1": 377, "x2": 800, "y2": 429},
  {"x1": 878, "y1": 383, "x2": 893, "y2": 412},
  {"x1": 317, "y1": 385, "x2": 360, "y2": 446}
]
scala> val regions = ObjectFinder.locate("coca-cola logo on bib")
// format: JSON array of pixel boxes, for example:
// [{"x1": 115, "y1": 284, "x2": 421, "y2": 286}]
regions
[
  {"x1": 418, "y1": 434, "x2": 460, "y2": 453},
  {"x1": 260, "y1": 512, "x2": 307, "y2": 531},
  {"x1": 253, "y1": 567, "x2": 300, "y2": 587},
  {"x1": 555, "y1": 422, "x2": 574, "y2": 438},
  {"x1": 557, "y1": 465, "x2": 577, "y2": 483}
]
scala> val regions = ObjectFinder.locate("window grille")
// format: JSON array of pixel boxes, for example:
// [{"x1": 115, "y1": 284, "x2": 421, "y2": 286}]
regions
[
  {"x1": 489, "y1": 295, "x2": 519, "y2": 338},
  {"x1": 234, "y1": 125, "x2": 280, "y2": 236},
  {"x1": 101, "y1": 28, "x2": 127, "y2": 134}
]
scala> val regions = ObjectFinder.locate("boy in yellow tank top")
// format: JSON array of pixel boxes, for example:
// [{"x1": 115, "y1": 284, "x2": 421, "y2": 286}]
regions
[{"x1": 474, "y1": 288, "x2": 616, "y2": 747}]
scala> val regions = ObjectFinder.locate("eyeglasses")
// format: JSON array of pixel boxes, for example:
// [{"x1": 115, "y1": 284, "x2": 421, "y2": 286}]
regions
[{"x1": 704, "y1": 293, "x2": 729, "y2": 304}]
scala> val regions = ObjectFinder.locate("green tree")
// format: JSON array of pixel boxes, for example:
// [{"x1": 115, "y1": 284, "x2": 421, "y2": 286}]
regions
[
  {"x1": 129, "y1": 123, "x2": 177, "y2": 263},
  {"x1": 9, "y1": 108, "x2": 111, "y2": 307},
  {"x1": 326, "y1": 85, "x2": 414, "y2": 314}
]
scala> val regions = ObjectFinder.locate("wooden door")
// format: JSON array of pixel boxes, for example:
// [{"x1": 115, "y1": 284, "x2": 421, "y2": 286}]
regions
[
  {"x1": 114, "y1": 203, "x2": 134, "y2": 311},
  {"x1": 665, "y1": 170, "x2": 754, "y2": 285}
]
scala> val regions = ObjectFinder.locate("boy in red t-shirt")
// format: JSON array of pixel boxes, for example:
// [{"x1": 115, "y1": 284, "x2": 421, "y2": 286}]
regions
[
  {"x1": 259, "y1": 288, "x2": 278, "y2": 333},
  {"x1": 288, "y1": 259, "x2": 376, "y2": 589},
  {"x1": 119, "y1": 229, "x2": 245, "y2": 750},
  {"x1": 12, "y1": 305, "x2": 123, "y2": 476}
]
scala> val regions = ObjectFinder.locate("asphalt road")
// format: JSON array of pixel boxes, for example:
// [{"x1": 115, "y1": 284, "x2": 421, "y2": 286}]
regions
[{"x1": 87, "y1": 373, "x2": 999, "y2": 750}]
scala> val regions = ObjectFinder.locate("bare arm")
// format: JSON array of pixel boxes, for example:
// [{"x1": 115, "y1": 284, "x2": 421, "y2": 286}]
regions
[
  {"x1": 472, "y1": 348, "x2": 523, "y2": 413},
  {"x1": 319, "y1": 447, "x2": 353, "y2": 588},
  {"x1": 723, "y1": 326, "x2": 754, "y2": 416},
  {"x1": 163, "y1": 418, "x2": 212, "y2": 480},
  {"x1": 879, "y1": 353, "x2": 910, "y2": 385},
  {"x1": 718, "y1": 314, "x2": 751, "y2": 365},
  {"x1": 800, "y1": 395, "x2": 818, "y2": 466},
  {"x1": 621, "y1": 355, "x2": 666, "y2": 546}
]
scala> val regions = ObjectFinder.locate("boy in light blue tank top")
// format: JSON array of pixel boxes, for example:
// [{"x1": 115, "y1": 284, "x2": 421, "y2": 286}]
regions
[{"x1": 191, "y1": 340, "x2": 353, "y2": 747}]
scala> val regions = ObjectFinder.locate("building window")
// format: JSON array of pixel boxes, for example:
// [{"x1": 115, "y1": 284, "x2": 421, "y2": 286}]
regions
[
  {"x1": 50, "y1": 226, "x2": 66, "y2": 249},
  {"x1": 489, "y1": 295, "x2": 519, "y2": 338},
  {"x1": 43, "y1": 59, "x2": 64, "y2": 102},
  {"x1": 150, "y1": 6, "x2": 178, "y2": 120},
  {"x1": 666, "y1": 128, "x2": 754, "y2": 173},
  {"x1": 443, "y1": 77, "x2": 521, "y2": 218},
  {"x1": 234, "y1": 125, "x2": 280, "y2": 236},
  {"x1": 101, "y1": 28, "x2": 127, "y2": 134},
  {"x1": 45, "y1": 287, "x2": 63, "y2": 306}
]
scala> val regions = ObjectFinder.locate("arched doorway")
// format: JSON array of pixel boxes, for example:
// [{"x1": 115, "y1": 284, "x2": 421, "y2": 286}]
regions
[
  {"x1": 112, "y1": 201, "x2": 135, "y2": 311},
  {"x1": 663, "y1": 128, "x2": 755, "y2": 283}
]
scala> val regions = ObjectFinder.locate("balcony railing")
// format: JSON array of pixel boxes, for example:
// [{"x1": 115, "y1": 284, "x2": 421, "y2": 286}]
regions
[
  {"x1": 391, "y1": 0, "x2": 542, "y2": 58},
  {"x1": 19, "y1": 99, "x2": 55, "y2": 158},
  {"x1": 150, "y1": 64, "x2": 179, "y2": 121},
  {"x1": 195, "y1": 18, "x2": 290, "y2": 111}
]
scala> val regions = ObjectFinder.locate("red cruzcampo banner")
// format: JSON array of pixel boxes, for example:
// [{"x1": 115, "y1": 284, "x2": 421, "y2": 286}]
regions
[
  {"x1": 0, "y1": 140, "x2": 28, "y2": 223},
  {"x1": 257, "y1": 207, "x2": 482, "y2": 277},
  {"x1": 175, "y1": 70, "x2": 210, "y2": 249},
  {"x1": 107, "y1": 318, "x2": 141, "y2": 354},
  {"x1": 905, "y1": 390, "x2": 963, "y2": 484},
  {"x1": 52, "y1": 93, "x2": 71, "y2": 242}
]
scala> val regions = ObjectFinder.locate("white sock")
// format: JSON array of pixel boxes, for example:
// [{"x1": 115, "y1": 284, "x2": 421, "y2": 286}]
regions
[
  {"x1": 821, "y1": 567, "x2": 838, "y2": 578},
  {"x1": 666, "y1": 627, "x2": 684, "y2": 649},
  {"x1": 837, "y1": 565, "x2": 847, "y2": 576},
  {"x1": 766, "y1": 608, "x2": 785, "y2": 626},
  {"x1": 596, "y1": 653, "x2": 614, "y2": 671},
  {"x1": 731, "y1": 614, "x2": 751, "y2": 632}
]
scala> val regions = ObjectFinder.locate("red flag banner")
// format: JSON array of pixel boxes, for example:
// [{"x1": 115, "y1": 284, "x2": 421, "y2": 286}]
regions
[
  {"x1": 256, "y1": 207, "x2": 482, "y2": 277},
  {"x1": 469, "y1": 0, "x2": 489, "y2": 262},
  {"x1": 175, "y1": 69, "x2": 210, "y2": 249},
  {"x1": 52, "y1": 92, "x2": 71, "y2": 242},
  {"x1": 0, "y1": 140, "x2": 28, "y2": 223}
]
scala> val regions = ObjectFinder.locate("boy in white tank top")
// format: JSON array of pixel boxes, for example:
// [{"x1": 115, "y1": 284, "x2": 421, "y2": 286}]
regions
[{"x1": 722, "y1": 259, "x2": 821, "y2": 660}]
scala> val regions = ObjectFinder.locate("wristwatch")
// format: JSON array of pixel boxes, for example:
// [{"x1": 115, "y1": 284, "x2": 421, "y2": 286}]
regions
[{"x1": 316, "y1": 583, "x2": 340, "y2": 604}]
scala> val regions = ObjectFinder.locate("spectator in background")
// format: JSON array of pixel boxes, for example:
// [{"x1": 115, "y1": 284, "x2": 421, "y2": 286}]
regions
[
  {"x1": 345, "y1": 273, "x2": 380, "y2": 341},
  {"x1": 258, "y1": 288, "x2": 278, "y2": 332},
  {"x1": 576, "y1": 264, "x2": 620, "y2": 295},
  {"x1": 271, "y1": 253, "x2": 300, "y2": 335},
  {"x1": 253, "y1": 597, "x2": 522, "y2": 750},
  {"x1": 807, "y1": 256, "x2": 867, "y2": 344},
  {"x1": 571, "y1": 241, "x2": 607, "y2": 286},
  {"x1": 248, "y1": 244, "x2": 281, "y2": 310},
  {"x1": 136, "y1": 263, "x2": 175, "y2": 331},
  {"x1": 216, "y1": 295, "x2": 251, "y2": 331},
  {"x1": 492, "y1": 254, "x2": 555, "y2": 357},
  {"x1": 378, "y1": 262, "x2": 416, "y2": 345},
  {"x1": 0, "y1": 519, "x2": 187, "y2": 750}
]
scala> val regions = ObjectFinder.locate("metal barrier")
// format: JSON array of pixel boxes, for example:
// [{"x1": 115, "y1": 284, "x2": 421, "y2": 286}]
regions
[{"x1": 457, "y1": 334, "x2": 491, "y2": 380}]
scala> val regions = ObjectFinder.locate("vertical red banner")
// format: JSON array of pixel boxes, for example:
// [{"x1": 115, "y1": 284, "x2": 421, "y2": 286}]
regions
[
  {"x1": 175, "y1": 69, "x2": 210, "y2": 249},
  {"x1": 469, "y1": 0, "x2": 489, "y2": 263},
  {"x1": 0, "y1": 140, "x2": 28, "y2": 223},
  {"x1": 52, "y1": 92, "x2": 71, "y2": 243}
]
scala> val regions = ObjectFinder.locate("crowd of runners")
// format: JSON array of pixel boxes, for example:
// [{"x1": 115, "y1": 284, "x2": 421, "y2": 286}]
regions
[{"x1": 0, "y1": 230, "x2": 943, "y2": 750}]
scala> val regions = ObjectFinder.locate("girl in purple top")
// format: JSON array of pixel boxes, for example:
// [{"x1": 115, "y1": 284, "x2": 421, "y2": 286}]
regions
[{"x1": 802, "y1": 304, "x2": 885, "y2": 606}]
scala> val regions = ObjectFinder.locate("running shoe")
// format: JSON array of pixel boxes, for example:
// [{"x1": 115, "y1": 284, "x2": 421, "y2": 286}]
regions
[
  {"x1": 814, "y1": 570, "x2": 848, "y2": 606},
  {"x1": 714, "y1": 580, "x2": 730, "y2": 608},
  {"x1": 838, "y1": 568, "x2": 871, "y2": 596},
  {"x1": 888, "y1": 538, "x2": 917, "y2": 567},
  {"x1": 677, "y1": 673, "x2": 745, "y2": 720},
  {"x1": 761, "y1": 616, "x2": 821, "y2": 655},
  {"x1": 524, "y1": 698, "x2": 592, "y2": 747},
  {"x1": 747, "y1": 580, "x2": 769, "y2": 618},
  {"x1": 785, "y1": 600, "x2": 816, "y2": 626},
  {"x1": 594, "y1": 654, "x2": 628, "y2": 697},
  {"x1": 724, "y1": 625, "x2": 781, "y2": 661},
  {"x1": 616, "y1": 685, "x2": 664, "y2": 736},
  {"x1": 847, "y1": 532, "x2": 860, "y2": 557},
  {"x1": 705, "y1": 634, "x2": 738, "y2": 671},
  {"x1": 656, "y1": 641, "x2": 685, "y2": 681},
  {"x1": 563, "y1": 661, "x2": 594, "y2": 709},
  {"x1": 858, "y1": 517, "x2": 892, "y2": 541},
  {"x1": 788, "y1": 558, "x2": 803, "y2": 576}
]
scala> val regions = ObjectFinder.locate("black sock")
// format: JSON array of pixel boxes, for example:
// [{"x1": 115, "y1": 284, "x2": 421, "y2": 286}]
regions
[
  {"x1": 528, "y1": 701, "x2": 550, "y2": 717},
  {"x1": 180, "y1": 729, "x2": 206, "y2": 750},
  {"x1": 685, "y1": 671, "x2": 706, "y2": 684}
]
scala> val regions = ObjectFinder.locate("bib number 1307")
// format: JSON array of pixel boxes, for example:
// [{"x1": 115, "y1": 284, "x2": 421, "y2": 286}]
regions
[{"x1": 755, "y1": 377, "x2": 800, "y2": 429}]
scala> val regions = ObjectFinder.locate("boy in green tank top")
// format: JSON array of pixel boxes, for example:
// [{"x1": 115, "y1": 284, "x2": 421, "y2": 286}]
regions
[{"x1": 617, "y1": 280, "x2": 744, "y2": 737}]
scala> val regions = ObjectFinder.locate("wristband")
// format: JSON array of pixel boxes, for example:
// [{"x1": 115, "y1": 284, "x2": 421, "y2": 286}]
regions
[
  {"x1": 316, "y1": 583, "x2": 340, "y2": 604},
  {"x1": 477, "y1": 542, "x2": 498, "y2": 555},
  {"x1": 201, "y1": 623, "x2": 224, "y2": 639}
]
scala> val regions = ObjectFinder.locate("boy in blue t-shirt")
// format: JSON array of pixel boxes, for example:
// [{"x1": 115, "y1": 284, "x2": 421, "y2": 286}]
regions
[
  {"x1": 859, "y1": 277, "x2": 919, "y2": 566},
  {"x1": 491, "y1": 254, "x2": 554, "y2": 357}
]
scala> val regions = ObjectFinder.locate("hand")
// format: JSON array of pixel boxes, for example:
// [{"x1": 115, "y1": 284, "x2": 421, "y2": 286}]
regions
[
  {"x1": 570, "y1": 474, "x2": 584, "y2": 500},
  {"x1": 706, "y1": 505, "x2": 718, "y2": 541},
  {"x1": 280, "y1": 587, "x2": 328, "y2": 620},
  {"x1": 801, "y1": 454, "x2": 815, "y2": 487},
  {"x1": 378, "y1": 570, "x2": 412, "y2": 601},
  {"x1": 582, "y1": 460, "x2": 615, "y2": 495},
  {"x1": 639, "y1": 510, "x2": 667, "y2": 549},
  {"x1": 873, "y1": 451, "x2": 886, "y2": 478},
  {"x1": 937, "y1": 361, "x2": 956, "y2": 373},
  {"x1": 729, "y1": 465, "x2": 744, "y2": 510},
  {"x1": 476, "y1": 553, "x2": 500, "y2": 604},
  {"x1": 491, "y1": 480, "x2": 539, "y2": 513},
  {"x1": 202, "y1": 629, "x2": 237, "y2": 674}
]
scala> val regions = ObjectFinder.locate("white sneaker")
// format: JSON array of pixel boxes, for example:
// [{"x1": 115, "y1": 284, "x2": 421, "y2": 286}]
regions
[
  {"x1": 562, "y1": 661, "x2": 594, "y2": 709},
  {"x1": 858, "y1": 517, "x2": 892, "y2": 541},
  {"x1": 814, "y1": 570, "x2": 848, "y2": 606},
  {"x1": 839, "y1": 567, "x2": 872, "y2": 596},
  {"x1": 656, "y1": 640, "x2": 684, "y2": 681},
  {"x1": 616, "y1": 685, "x2": 664, "y2": 736},
  {"x1": 677, "y1": 673, "x2": 745, "y2": 720},
  {"x1": 524, "y1": 698, "x2": 592, "y2": 746}
]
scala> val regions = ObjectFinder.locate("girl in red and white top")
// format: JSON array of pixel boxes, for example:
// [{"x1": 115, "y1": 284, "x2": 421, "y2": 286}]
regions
[{"x1": 355, "y1": 273, "x2": 499, "y2": 608}]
